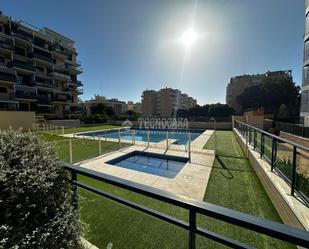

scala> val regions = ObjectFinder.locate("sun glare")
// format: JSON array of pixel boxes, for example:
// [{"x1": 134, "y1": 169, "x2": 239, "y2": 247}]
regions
[{"x1": 180, "y1": 29, "x2": 198, "y2": 48}]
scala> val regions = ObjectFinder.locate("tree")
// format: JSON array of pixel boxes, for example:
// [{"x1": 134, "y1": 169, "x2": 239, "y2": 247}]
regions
[
  {"x1": 176, "y1": 103, "x2": 234, "y2": 118},
  {"x1": 237, "y1": 77, "x2": 300, "y2": 117},
  {"x1": 90, "y1": 103, "x2": 115, "y2": 116},
  {"x1": 0, "y1": 129, "x2": 82, "y2": 249}
]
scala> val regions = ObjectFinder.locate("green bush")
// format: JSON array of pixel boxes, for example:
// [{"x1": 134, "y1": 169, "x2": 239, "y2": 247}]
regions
[{"x1": 0, "y1": 130, "x2": 83, "y2": 249}]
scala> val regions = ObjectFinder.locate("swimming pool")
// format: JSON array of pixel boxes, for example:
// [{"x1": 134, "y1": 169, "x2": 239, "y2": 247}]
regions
[
  {"x1": 80, "y1": 128, "x2": 203, "y2": 145},
  {"x1": 106, "y1": 151, "x2": 188, "y2": 178}
]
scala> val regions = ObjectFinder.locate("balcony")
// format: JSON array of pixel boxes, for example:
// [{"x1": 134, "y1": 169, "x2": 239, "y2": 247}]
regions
[
  {"x1": 37, "y1": 95, "x2": 51, "y2": 105},
  {"x1": 7, "y1": 60, "x2": 36, "y2": 72},
  {"x1": 64, "y1": 62, "x2": 82, "y2": 74},
  {"x1": 0, "y1": 40, "x2": 14, "y2": 51},
  {"x1": 51, "y1": 44, "x2": 71, "y2": 57},
  {"x1": 11, "y1": 30, "x2": 33, "y2": 42},
  {"x1": 33, "y1": 76, "x2": 54, "y2": 88},
  {"x1": 12, "y1": 91, "x2": 37, "y2": 100},
  {"x1": 0, "y1": 67, "x2": 16, "y2": 82},
  {"x1": 49, "y1": 70, "x2": 71, "y2": 81},
  {"x1": 77, "y1": 87, "x2": 83, "y2": 95},
  {"x1": 29, "y1": 49, "x2": 53, "y2": 63},
  {"x1": 36, "y1": 106, "x2": 56, "y2": 115},
  {"x1": 52, "y1": 94, "x2": 72, "y2": 103}
]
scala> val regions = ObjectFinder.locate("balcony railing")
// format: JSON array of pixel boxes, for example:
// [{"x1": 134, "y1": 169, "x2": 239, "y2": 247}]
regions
[
  {"x1": 51, "y1": 44, "x2": 71, "y2": 57},
  {"x1": 11, "y1": 31, "x2": 33, "y2": 42},
  {"x1": 52, "y1": 94, "x2": 71, "y2": 102},
  {"x1": 65, "y1": 62, "x2": 82, "y2": 73},
  {"x1": 64, "y1": 163, "x2": 309, "y2": 249},
  {"x1": 7, "y1": 60, "x2": 36, "y2": 72},
  {"x1": 0, "y1": 40, "x2": 14, "y2": 51},
  {"x1": 49, "y1": 71, "x2": 71, "y2": 80},
  {"x1": 33, "y1": 77, "x2": 54, "y2": 88},
  {"x1": 0, "y1": 68, "x2": 16, "y2": 82},
  {"x1": 234, "y1": 120, "x2": 309, "y2": 205},
  {"x1": 37, "y1": 95, "x2": 51, "y2": 104},
  {"x1": 11, "y1": 91, "x2": 37, "y2": 99},
  {"x1": 29, "y1": 52, "x2": 53, "y2": 63}
]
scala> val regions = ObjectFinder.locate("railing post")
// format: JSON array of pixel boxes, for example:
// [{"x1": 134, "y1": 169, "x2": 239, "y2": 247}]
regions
[
  {"x1": 133, "y1": 130, "x2": 136, "y2": 145},
  {"x1": 62, "y1": 126, "x2": 64, "y2": 135},
  {"x1": 69, "y1": 139, "x2": 73, "y2": 163},
  {"x1": 71, "y1": 171, "x2": 78, "y2": 213},
  {"x1": 291, "y1": 146, "x2": 297, "y2": 196},
  {"x1": 254, "y1": 130, "x2": 257, "y2": 150},
  {"x1": 260, "y1": 134, "x2": 264, "y2": 158},
  {"x1": 147, "y1": 130, "x2": 150, "y2": 148},
  {"x1": 271, "y1": 137, "x2": 276, "y2": 172},
  {"x1": 118, "y1": 130, "x2": 121, "y2": 149},
  {"x1": 105, "y1": 130, "x2": 107, "y2": 141},
  {"x1": 189, "y1": 209, "x2": 196, "y2": 249},
  {"x1": 166, "y1": 131, "x2": 169, "y2": 150},
  {"x1": 99, "y1": 136, "x2": 102, "y2": 155},
  {"x1": 188, "y1": 132, "x2": 191, "y2": 162}
]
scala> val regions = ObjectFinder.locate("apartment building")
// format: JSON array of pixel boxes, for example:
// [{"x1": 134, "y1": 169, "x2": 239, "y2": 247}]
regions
[
  {"x1": 0, "y1": 11, "x2": 83, "y2": 119},
  {"x1": 127, "y1": 101, "x2": 142, "y2": 113},
  {"x1": 301, "y1": 0, "x2": 309, "y2": 123},
  {"x1": 141, "y1": 87, "x2": 197, "y2": 117},
  {"x1": 85, "y1": 95, "x2": 127, "y2": 114},
  {"x1": 226, "y1": 70, "x2": 292, "y2": 114}
]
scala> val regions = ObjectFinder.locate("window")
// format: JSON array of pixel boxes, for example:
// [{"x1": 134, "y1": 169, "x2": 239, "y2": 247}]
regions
[
  {"x1": 15, "y1": 46, "x2": 26, "y2": 56},
  {"x1": 36, "y1": 66, "x2": 44, "y2": 73},
  {"x1": 0, "y1": 56, "x2": 5, "y2": 64},
  {"x1": 0, "y1": 87, "x2": 7, "y2": 93}
]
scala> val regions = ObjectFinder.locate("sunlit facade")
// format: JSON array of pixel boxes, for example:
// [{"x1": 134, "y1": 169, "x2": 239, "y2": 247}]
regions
[{"x1": 301, "y1": 0, "x2": 309, "y2": 120}]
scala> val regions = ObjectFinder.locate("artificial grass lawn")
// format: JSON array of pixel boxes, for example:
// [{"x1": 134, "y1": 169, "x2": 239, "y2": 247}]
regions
[
  {"x1": 46, "y1": 125, "x2": 120, "y2": 135},
  {"x1": 36, "y1": 132, "x2": 126, "y2": 163},
  {"x1": 76, "y1": 131, "x2": 295, "y2": 249}
]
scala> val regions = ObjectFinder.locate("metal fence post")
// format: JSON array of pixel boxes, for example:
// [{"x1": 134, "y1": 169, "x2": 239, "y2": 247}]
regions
[
  {"x1": 69, "y1": 139, "x2": 73, "y2": 163},
  {"x1": 260, "y1": 134, "x2": 264, "y2": 158},
  {"x1": 118, "y1": 130, "x2": 121, "y2": 149},
  {"x1": 62, "y1": 126, "x2": 65, "y2": 135},
  {"x1": 291, "y1": 146, "x2": 297, "y2": 196},
  {"x1": 271, "y1": 137, "x2": 276, "y2": 171},
  {"x1": 147, "y1": 130, "x2": 150, "y2": 148},
  {"x1": 188, "y1": 132, "x2": 191, "y2": 162},
  {"x1": 99, "y1": 136, "x2": 102, "y2": 155},
  {"x1": 71, "y1": 171, "x2": 78, "y2": 213},
  {"x1": 133, "y1": 130, "x2": 136, "y2": 145},
  {"x1": 254, "y1": 130, "x2": 257, "y2": 150},
  {"x1": 166, "y1": 131, "x2": 169, "y2": 150},
  {"x1": 105, "y1": 130, "x2": 107, "y2": 141},
  {"x1": 189, "y1": 209, "x2": 196, "y2": 249}
]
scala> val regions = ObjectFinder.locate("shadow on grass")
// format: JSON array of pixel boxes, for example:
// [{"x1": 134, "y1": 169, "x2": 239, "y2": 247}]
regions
[{"x1": 215, "y1": 155, "x2": 254, "y2": 179}]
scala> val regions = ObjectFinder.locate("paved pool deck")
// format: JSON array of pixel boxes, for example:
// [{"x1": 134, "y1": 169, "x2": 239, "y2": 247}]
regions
[{"x1": 76, "y1": 145, "x2": 215, "y2": 201}]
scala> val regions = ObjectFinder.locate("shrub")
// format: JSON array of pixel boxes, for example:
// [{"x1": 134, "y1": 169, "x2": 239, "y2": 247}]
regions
[{"x1": 0, "y1": 129, "x2": 83, "y2": 249}]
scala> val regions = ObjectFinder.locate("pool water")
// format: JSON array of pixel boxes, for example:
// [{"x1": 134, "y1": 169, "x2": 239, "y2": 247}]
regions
[
  {"x1": 80, "y1": 129, "x2": 202, "y2": 145},
  {"x1": 106, "y1": 151, "x2": 188, "y2": 178}
]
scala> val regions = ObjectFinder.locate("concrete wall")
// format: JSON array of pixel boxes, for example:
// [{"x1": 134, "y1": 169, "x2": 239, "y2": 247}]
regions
[
  {"x1": 51, "y1": 119, "x2": 81, "y2": 128},
  {"x1": 106, "y1": 120, "x2": 232, "y2": 130},
  {"x1": 0, "y1": 111, "x2": 36, "y2": 130}
]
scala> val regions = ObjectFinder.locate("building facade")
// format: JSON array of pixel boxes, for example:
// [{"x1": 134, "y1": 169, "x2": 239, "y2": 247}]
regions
[
  {"x1": 0, "y1": 11, "x2": 83, "y2": 119},
  {"x1": 126, "y1": 101, "x2": 142, "y2": 113},
  {"x1": 85, "y1": 95, "x2": 127, "y2": 114},
  {"x1": 301, "y1": 0, "x2": 309, "y2": 122},
  {"x1": 141, "y1": 87, "x2": 197, "y2": 117},
  {"x1": 226, "y1": 70, "x2": 292, "y2": 114}
]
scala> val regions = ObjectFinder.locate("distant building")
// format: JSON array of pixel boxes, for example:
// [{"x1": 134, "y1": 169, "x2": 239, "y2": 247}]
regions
[
  {"x1": 0, "y1": 11, "x2": 83, "y2": 119},
  {"x1": 301, "y1": 0, "x2": 309, "y2": 123},
  {"x1": 85, "y1": 95, "x2": 126, "y2": 114},
  {"x1": 226, "y1": 70, "x2": 292, "y2": 114},
  {"x1": 141, "y1": 87, "x2": 197, "y2": 117},
  {"x1": 127, "y1": 101, "x2": 142, "y2": 113}
]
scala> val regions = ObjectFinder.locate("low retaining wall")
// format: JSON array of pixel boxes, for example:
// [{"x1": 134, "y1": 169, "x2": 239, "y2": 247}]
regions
[
  {"x1": 0, "y1": 111, "x2": 35, "y2": 130},
  {"x1": 106, "y1": 120, "x2": 232, "y2": 130},
  {"x1": 234, "y1": 129, "x2": 306, "y2": 230},
  {"x1": 280, "y1": 132, "x2": 309, "y2": 148}
]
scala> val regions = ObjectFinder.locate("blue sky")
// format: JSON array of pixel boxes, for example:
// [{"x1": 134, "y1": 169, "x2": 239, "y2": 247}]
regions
[{"x1": 2, "y1": 0, "x2": 305, "y2": 105}]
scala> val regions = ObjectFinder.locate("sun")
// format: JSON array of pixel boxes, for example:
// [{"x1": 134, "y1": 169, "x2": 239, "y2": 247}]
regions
[{"x1": 180, "y1": 29, "x2": 198, "y2": 48}]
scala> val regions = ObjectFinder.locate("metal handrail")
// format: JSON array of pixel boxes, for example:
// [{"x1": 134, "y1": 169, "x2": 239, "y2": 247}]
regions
[
  {"x1": 235, "y1": 120, "x2": 309, "y2": 152},
  {"x1": 64, "y1": 163, "x2": 309, "y2": 248}
]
